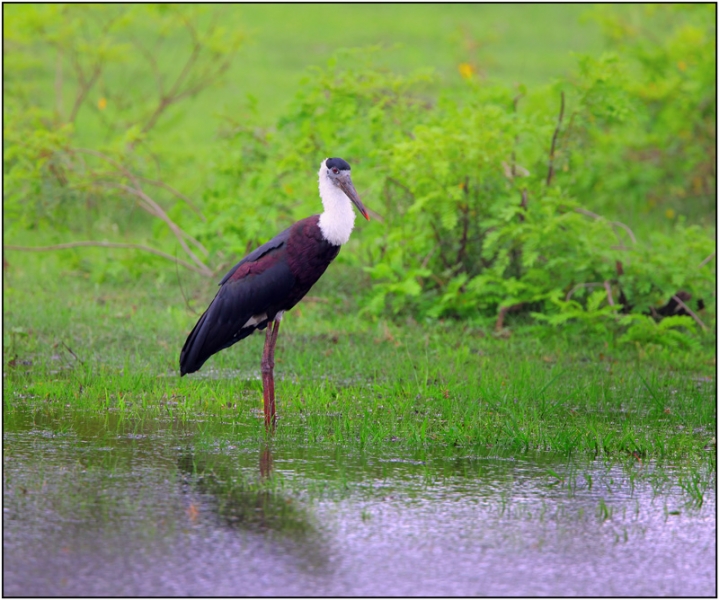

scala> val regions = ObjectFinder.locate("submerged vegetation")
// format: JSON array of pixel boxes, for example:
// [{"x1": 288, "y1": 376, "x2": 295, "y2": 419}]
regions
[
  {"x1": 3, "y1": 4, "x2": 716, "y2": 491},
  {"x1": 4, "y1": 261, "x2": 716, "y2": 473}
]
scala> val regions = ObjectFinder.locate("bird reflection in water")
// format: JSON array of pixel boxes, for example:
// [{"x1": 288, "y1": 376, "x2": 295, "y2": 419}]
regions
[
  {"x1": 259, "y1": 444, "x2": 273, "y2": 479},
  {"x1": 177, "y1": 445, "x2": 329, "y2": 572}
]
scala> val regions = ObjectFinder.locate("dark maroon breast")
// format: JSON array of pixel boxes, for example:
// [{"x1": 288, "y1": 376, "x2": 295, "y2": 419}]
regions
[{"x1": 281, "y1": 215, "x2": 340, "y2": 311}]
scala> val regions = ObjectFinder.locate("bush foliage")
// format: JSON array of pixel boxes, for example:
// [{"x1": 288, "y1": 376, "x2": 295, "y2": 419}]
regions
[{"x1": 4, "y1": 5, "x2": 715, "y2": 344}]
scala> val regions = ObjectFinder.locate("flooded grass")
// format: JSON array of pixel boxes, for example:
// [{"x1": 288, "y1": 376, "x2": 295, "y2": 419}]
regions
[
  {"x1": 3, "y1": 262, "x2": 717, "y2": 595},
  {"x1": 6, "y1": 339, "x2": 715, "y2": 462},
  {"x1": 4, "y1": 406, "x2": 716, "y2": 596}
]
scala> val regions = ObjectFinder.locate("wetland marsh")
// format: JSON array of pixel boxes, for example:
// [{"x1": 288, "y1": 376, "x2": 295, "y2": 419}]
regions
[
  {"x1": 3, "y1": 404, "x2": 715, "y2": 596},
  {"x1": 3, "y1": 273, "x2": 716, "y2": 597},
  {"x1": 3, "y1": 4, "x2": 716, "y2": 595}
]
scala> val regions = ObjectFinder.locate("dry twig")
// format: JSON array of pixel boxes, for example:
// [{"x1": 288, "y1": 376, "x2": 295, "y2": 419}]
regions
[
  {"x1": 698, "y1": 252, "x2": 715, "y2": 268},
  {"x1": 61, "y1": 341, "x2": 84, "y2": 365},
  {"x1": 603, "y1": 281, "x2": 615, "y2": 306},
  {"x1": 671, "y1": 294, "x2": 708, "y2": 332},
  {"x1": 496, "y1": 303, "x2": 524, "y2": 331},
  {"x1": 137, "y1": 175, "x2": 206, "y2": 222},
  {"x1": 72, "y1": 147, "x2": 210, "y2": 273},
  {"x1": 575, "y1": 207, "x2": 637, "y2": 245}
]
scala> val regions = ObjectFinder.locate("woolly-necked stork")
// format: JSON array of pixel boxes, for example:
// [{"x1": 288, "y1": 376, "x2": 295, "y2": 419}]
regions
[{"x1": 180, "y1": 157, "x2": 369, "y2": 428}]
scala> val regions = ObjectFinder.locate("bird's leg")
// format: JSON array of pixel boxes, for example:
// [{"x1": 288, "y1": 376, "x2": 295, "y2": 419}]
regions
[
  {"x1": 261, "y1": 315, "x2": 282, "y2": 430},
  {"x1": 261, "y1": 322, "x2": 276, "y2": 429}
]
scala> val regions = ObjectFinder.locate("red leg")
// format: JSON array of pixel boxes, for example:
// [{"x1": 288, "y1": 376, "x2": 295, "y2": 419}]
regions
[{"x1": 261, "y1": 317, "x2": 281, "y2": 430}]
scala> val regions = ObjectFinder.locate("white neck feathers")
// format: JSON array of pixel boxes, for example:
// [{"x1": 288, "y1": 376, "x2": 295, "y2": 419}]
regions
[{"x1": 317, "y1": 162, "x2": 356, "y2": 246}]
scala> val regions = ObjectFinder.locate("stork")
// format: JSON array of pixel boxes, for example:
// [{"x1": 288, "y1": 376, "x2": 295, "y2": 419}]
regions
[{"x1": 180, "y1": 157, "x2": 369, "y2": 429}]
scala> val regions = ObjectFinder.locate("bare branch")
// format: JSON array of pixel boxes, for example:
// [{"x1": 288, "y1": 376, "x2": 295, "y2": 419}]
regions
[
  {"x1": 671, "y1": 294, "x2": 708, "y2": 332},
  {"x1": 61, "y1": 340, "x2": 84, "y2": 365},
  {"x1": 72, "y1": 148, "x2": 209, "y2": 259},
  {"x1": 132, "y1": 17, "x2": 238, "y2": 141},
  {"x1": 609, "y1": 220, "x2": 637, "y2": 245},
  {"x1": 167, "y1": 54, "x2": 235, "y2": 106},
  {"x1": 546, "y1": 90, "x2": 565, "y2": 187},
  {"x1": 175, "y1": 250, "x2": 201, "y2": 314},
  {"x1": 140, "y1": 96, "x2": 171, "y2": 139},
  {"x1": 137, "y1": 176, "x2": 206, "y2": 222},
  {"x1": 68, "y1": 56, "x2": 102, "y2": 124},
  {"x1": 699, "y1": 252, "x2": 715, "y2": 268},
  {"x1": 5, "y1": 242, "x2": 212, "y2": 276},
  {"x1": 575, "y1": 207, "x2": 637, "y2": 245},
  {"x1": 603, "y1": 281, "x2": 615, "y2": 306},
  {"x1": 48, "y1": 148, "x2": 212, "y2": 276},
  {"x1": 141, "y1": 29, "x2": 202, "y2": 136},
  {"x1": 114, "y1": 182, "x2": 210, "y2": 269},
  {"x1": 496, "y1": 302, "x2": 524, "y2": 331}
]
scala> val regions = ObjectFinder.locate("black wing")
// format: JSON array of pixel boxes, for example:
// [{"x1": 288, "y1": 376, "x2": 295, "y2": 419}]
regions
[
  {"x1": 218, "y1": 226, "x2": 292, "y2": 285},
  {"x1": 180, "y1": 228, "x2": 295, "y2": 375}
]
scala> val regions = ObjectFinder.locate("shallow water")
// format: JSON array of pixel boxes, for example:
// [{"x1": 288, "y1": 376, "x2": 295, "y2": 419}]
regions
[{"x1": 3, "y1": 408, "x2": 716, "y2": 596}]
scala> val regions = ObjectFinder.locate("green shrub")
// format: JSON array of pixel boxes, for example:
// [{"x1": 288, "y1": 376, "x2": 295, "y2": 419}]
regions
[
  {"x1": 571, "y1": 5, "x2": 716, "y2": 224},
  {"x1": 4, "y1": 6, "x2": 715, "y2": 346},
  {"x1": 4, "y1": 4, "x2": 243, "y2": 264},
  {"x1": 196, "y1": 48, "x2": 432, "y2": 263},
  {"x1": 185, "y1": 42, "x2": 717, "y2": 343}
]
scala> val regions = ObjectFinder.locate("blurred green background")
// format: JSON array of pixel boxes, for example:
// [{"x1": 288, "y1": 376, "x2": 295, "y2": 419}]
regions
[{"x1": 3, "y1": 3, "x2": 715, "y2": 342}]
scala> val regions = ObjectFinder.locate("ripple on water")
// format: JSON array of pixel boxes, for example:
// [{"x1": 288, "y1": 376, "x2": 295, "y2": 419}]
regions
[{"x1": 3, "y1": 420, "x2": 716, "y2": 596}]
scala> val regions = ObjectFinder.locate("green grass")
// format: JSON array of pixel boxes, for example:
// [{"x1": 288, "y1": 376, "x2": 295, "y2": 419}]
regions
[
  {"x1": 4, "y1": 252, "x2": 715, "y2": 467},
  {"x1": 3, "y1": 5, "x2": 714, "y2": 538}
]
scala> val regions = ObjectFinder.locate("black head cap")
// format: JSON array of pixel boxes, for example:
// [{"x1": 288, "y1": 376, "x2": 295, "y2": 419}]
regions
[{"x1": 326, "y1": 157, "x2": 351, "y2": 171}]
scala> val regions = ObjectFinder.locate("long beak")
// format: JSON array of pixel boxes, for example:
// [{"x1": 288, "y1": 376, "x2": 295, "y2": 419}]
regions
[{"x1": 339, "y1": 175, "x2": 370, "y2": 221}]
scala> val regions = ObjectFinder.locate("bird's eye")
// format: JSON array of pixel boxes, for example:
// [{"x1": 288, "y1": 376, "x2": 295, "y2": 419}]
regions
[{"x1": 332, "y1": 168, "x2": 339, "y2": 174}]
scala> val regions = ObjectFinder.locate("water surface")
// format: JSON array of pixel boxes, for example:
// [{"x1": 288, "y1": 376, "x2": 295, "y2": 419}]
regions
[{"x1": 3, "y1": 407, "x2": 715, "y2": 596}]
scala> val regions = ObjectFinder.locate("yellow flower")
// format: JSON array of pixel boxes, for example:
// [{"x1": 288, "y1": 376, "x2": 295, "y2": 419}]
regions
[
  {"x1": 98, "y1": 97, "x2": 107, "y2": 110},
  {"x1": 458, "y1": 63, "x2": 474, "y2": 80},
  {"x1": 665, "y1": 208, "x2": 676, "y2": 219},
  {"x1": 677, "y1": 60, "x2": 687, "y2": 72}
]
